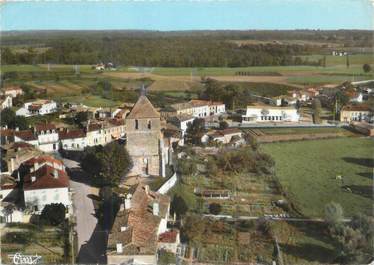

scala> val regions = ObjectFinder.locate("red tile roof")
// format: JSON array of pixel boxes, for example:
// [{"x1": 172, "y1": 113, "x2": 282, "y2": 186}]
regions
[
  {"x1": 58, "y1": 129, "x2": 86, "y2": 140},
  {"x1": 23, "y1": 164, "x2": 69, "y2": 190},
  {"x1": 34, "y1": 123, "x2": 56, "y2": 132},
  {"x1": 15, "y1": 130, "x2": 37, "y2": 141},
  {"x1": 108, "y1": 184, "x2": 170, "y2": 255},
  {"x1": 158, "y1": 230, "x2": 178, "y2": 243},
  {"x1": 23, "y1": 155, "x2": 64, "y2": 168},
  {"x1": 0, "y1": 129, "x2": 15, "y2": 137}
]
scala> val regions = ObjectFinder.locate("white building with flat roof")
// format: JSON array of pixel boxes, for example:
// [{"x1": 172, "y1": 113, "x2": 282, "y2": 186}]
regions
[{"x1": 242, "y1": 105, "x2": 300, "y2": 123}]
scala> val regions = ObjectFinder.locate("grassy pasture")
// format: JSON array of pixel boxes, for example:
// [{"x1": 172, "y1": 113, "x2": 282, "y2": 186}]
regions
[
  {"x1": 287, "y1": 74, "x2": 372, "y2": 85},
  {"x1": 261, "y1": 137, "x2": 373, "y2": 218},
  {"x1": 259, "y1": 127, "x2": 355, "y2": 136},
  {"x1": 299, "y1": 54, "x2": 374, "y2": 66}
]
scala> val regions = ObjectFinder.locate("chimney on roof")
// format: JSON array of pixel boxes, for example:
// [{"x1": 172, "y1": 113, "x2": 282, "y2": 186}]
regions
[
  {"x1": 153, "y1": 201, "x2": 159, "y2": 216},
  {"x1": 31, "y1": 176, "x2": 36, "y2": 182},
  {"x1": 53, "y1": 169, "x2": 58, "y2": 178},
  {"x1": 120, "y1": 226, "x2": 128, "y2": 232}
]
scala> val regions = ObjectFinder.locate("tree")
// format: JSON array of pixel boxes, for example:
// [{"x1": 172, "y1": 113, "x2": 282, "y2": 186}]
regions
[
  {"x1": 324, "y1": 202, "x2": 344, "y2": 225},
  {"x1": 0, "y1": 108, "x2": 29, "y2": 130},
  {"x1": 74, "y1": 111, "x2": 89, "y2": 126},
  {"x1": 363, "y1": 64, "x2": 371, "y2": 73},
  {"x1": 1, "y1": 108, "x2": 16, "y2": 127},
  {"x1": 185, "y1": 118, "x2": 205, "y2": 145},
  {"x1": 176, "y1": 159, "x2": 197, "y2": 176},
  {"x1": 99, "y1": 142, "x2": 133, "y2": 186},
  {"x1": 209, "y1": 203, "x2": 222, "y2": 215},
  {"x1": 81, "y1": 142, "x2": 132, "y2": 186},
  {"x1": 346, "y1": 54, "x2": 350, "y2": 68},
  {"x1": 312, "y1": 98, "x2": 322, "y2": 124},
  {"x1": 40, "y1": 203, "x2": 66, "y2": 226},
  {"x1": 171, "y1": 195, "x2": 189, "y2": 218},
  {"x1": 219, "y1": 121, "x2": 229, "y2": 130},
  {"x1": 328, "y1": 213, "x2": 374, "y2": 264}
]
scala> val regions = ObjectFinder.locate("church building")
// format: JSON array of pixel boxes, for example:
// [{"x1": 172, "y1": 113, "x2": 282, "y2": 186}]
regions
[{"x1": 125, "y1": 95, "x2": 165, "y2": 177}]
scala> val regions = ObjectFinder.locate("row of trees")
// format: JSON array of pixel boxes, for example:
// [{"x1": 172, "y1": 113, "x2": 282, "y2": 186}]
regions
[{"x1": 1, "y1": 38, "x2": 321, "y2": 67}]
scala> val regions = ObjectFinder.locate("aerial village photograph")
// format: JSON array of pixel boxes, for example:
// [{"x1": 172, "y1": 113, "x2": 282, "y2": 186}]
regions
[{"x1": 0, "y1": 0, "x2": 373, "y2": 264}]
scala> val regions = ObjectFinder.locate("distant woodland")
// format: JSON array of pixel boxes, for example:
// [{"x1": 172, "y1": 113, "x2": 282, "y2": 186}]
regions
[{"x1": 1, "y1": 30, "x2": 372, "y2": 67}]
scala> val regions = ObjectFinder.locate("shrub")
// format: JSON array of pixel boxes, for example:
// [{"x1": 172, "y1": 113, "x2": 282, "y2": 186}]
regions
[
  {"x1": 209, "y1": 203, "x2": 222, "y2": 215},
  {"x1": 40, "y1": 203, "x2": 66, "y2": 226}
]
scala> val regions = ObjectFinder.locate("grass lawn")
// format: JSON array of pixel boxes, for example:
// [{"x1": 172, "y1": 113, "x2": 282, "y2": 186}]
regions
[
  {"x1": 261, "y1": 137, "x2": 373, "y2": 218},
  {"x1": 272, "y1": 221, "x2": 337, "y2": 264},
  {"x1": 1, "y1": 64, "x2": 43, "y2": 72},
  {"x1": 287, "y1": 74, "x2": 371, "y2": 85},
  {"x1": 57, "y1": 95, "x2": 120, "y2": 107},
  {"x1": 299, "y1": 54, "x2": 374, "y2": 66},
  {"x1": 259, "y1": 127, "x2": 355, "y2": 136}
]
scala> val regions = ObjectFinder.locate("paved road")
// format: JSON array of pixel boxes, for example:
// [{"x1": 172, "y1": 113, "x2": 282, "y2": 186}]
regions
[{"x1": 63, "y1": 158, "x2": 107, "y2": 264}]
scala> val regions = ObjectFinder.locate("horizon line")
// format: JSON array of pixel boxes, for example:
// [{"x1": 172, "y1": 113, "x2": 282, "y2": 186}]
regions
[{"x1": 2, "y1": 28, "x2": 373, "y2": 32}]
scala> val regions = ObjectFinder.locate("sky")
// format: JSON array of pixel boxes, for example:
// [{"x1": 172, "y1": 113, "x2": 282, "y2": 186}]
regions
[{"x1": 1, "y1": 0, "x2": 373, "y2": 31}]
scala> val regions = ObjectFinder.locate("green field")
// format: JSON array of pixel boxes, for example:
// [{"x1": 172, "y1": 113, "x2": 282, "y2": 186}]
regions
[
  {"x1": 259, "y1": 127, "x2": 355, "y2": 136},
  {"x1": 57, "y1": 95, "x2": 120, "y2": 107},
  {"x1": 262, "y1": 137, "x2": 373, "y2": 218},
  {"x1": 287, "y1": 74, "x2": 371, "y2": 85},
  {"x1": 299, "y1": 54, "x2": 374, "y2": 66}
]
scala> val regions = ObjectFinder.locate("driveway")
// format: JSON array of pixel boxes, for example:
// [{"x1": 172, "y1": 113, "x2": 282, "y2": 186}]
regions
[{"x1": 63, "y1": 158, "x2": 107, "y2": 264}]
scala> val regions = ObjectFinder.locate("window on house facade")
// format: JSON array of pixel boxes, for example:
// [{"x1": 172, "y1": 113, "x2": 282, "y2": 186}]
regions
[
  {"x1": 148, "y1": 120, "x2": 151, "y2": 129},
  {"x1": 135, "y1": 119, "x2": 139, "y2": 130}
]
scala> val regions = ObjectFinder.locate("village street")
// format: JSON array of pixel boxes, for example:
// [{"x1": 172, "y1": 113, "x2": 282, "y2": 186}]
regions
[{"x1": 63, "y1": 158, "x2": 107, "y2": 264}]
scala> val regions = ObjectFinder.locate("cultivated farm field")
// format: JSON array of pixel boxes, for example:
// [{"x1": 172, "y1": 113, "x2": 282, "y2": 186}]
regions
[{"x1": 261, "y1": 137, "x2": 373, "y2": 218}]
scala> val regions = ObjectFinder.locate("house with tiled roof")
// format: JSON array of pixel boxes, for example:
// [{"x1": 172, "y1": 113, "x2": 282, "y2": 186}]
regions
[
  {"x1": 1, "y1": 142, "x2": 42, "y2": 174},
  {"x1": 85, "y1": 118, "x2": 125, "y2": 147},
  {"x1": 202, "y1": 128, "x2": 243, "y2": 145},
  {"x1": 171, "y1": 100, "x2": 225, "y2": 118},
  {"x1": 22, "y1": 155, "x2": 65, "y2": 173},
  {"x1": 0, "y1": 175, "x2": 28, "y2": 223},
  {"x1": 58, "y1": 128, "x2": 87, "y2": 151},
  {"x1": 107, "y1": 184, "x2": 172, "y2": 265},
  {"x1": 167, "y1": 114, "x2": 195, "y2": 137},
  {"x1": 340, "y1": 104, "x2": 373, "y2": 123},
  {"x1": 1, "y1": 86, "x2": 23, "y2": 98},
  {"x1": 14, "y1": 123, "x2": 59, "y2": 152},
  {"x1": 23, "y1": 164, "x2": 71, "y2": 213},
  {"x1": 0, "y1": 127, "x2": 15, "y2": 145},
  {"x1": 16, "y1": 99, "x2": 57, "y2": 117}
]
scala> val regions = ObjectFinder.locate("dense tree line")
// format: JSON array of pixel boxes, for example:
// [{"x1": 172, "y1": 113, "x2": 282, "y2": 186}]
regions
[
  {"x1": 2, "y1": 30, "x2": 371, "y2": 46},
  {"x1": 1, "y1": 38, "x2": 321, "y2": 67}
]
